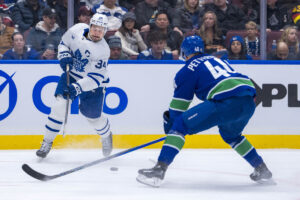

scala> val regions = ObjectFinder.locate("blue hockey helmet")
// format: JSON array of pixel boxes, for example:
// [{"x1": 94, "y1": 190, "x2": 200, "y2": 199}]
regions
[{"x1": 180, "y1": 35, "x2": 204, "y2": 60}]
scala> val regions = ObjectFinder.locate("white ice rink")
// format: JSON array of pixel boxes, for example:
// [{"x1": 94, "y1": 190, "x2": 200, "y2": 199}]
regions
[{"x1": 1, "y1": 149, "x2": 300, "y2": 200}]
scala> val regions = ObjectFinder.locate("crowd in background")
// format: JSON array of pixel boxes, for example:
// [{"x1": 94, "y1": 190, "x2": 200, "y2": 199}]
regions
[{"x1": 0, "y1": 0, "x2": 300, "y2": 61}]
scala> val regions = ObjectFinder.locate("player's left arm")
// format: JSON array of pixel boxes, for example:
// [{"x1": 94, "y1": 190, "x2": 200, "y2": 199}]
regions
[{"x1": 67, "y1": 69, "x2": 108, "y2": 100}]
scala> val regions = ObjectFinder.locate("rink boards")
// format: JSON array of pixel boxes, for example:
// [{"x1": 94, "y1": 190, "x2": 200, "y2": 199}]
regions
[{"x1": 0, "y1": 60, "x2": 300, "y2": 149}]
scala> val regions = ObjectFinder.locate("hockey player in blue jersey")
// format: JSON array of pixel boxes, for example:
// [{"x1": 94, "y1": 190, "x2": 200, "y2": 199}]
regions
[
  {"x1": 36, "y1": 13, "x2": 113, "y2": 158},
  {"x1": 137, "y1": 35, "x2": 272, "y2": 187}
]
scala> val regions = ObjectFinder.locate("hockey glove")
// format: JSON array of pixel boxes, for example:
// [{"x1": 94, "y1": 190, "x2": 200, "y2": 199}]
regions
[
  {"x1": 163, "y1": 110, "x2": 173, "y2": 134},
  {"x1": 63, "y1": 83, "x2": 82, "y2": 100},
  {"x1": 59, "y1": 57, "x2": 73, "y2": 72}
]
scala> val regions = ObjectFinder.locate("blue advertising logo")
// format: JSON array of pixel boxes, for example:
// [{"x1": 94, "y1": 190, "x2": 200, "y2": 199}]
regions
[
  {"x1": 0, "y1": 70, "x2": 17, "y2": 121},
  {"x1": 33, "y1": 75, "x2": 128, "y2": 115}
]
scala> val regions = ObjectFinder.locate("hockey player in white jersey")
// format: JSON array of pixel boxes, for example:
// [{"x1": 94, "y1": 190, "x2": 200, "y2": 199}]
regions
[{"x1": 36, "y1": 13, "x2": 113, "y2": 158}]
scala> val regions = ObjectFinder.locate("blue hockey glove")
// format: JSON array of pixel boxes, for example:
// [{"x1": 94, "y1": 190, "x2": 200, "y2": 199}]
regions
[
  {"x1": 59, "y1": 57, "x2": 73, "y2": 72},
  {"x1": 63, "y1": 83, "x2": 82, "y2": 100},
  {"x1": 163, "y1": 111, "x2": 173, "y2": 134}
]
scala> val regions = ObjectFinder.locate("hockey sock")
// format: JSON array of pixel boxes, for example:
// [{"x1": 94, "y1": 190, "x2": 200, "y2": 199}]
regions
[
  {"x1": 158, "y1": 132, "x2": 185, "y2": 165},
  {"x1": 44, "y1": 116, "x2": 63, "y2": 142},
  {"x1": 232, "y1": 136, "x2": 263, "y2": 168},
  {"x1": 87, "y1": 116, "x2": 111, "y2": 138},
  {"x1": 44, "y1": 96, "x2": 66, "y2": 142}
]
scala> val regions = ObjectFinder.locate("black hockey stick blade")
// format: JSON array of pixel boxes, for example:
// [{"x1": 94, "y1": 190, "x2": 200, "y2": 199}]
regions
[
  {"x1": 22, "y1": 136, "x2": 166, "y2": 181},
  {"x1": 22, "y1": 164, "x2": 57, "y2": 181}
]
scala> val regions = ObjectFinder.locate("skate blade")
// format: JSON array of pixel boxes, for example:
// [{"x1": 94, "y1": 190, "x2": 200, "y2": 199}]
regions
[
  {"x1": 136, "y1": 174, "x2": 162, "y2": 188},
  {"x1": 256, "y1": 178, "x2": 277, "y2": 185}
]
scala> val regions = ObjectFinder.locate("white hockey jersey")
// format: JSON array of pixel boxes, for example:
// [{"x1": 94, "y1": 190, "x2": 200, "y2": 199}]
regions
[{"x1": 57, "y1": 23, "x2": 110, "y2": 92}]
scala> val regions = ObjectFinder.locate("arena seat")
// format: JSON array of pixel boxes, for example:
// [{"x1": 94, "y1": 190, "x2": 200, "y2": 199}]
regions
[{"x1": 104, "y1": 30, "x2": 117, "y2": 40}]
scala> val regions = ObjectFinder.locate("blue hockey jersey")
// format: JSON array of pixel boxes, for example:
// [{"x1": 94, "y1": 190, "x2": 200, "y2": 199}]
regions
[{"x1": 169, "y1": 54, "x2": 256, "y2": 118}]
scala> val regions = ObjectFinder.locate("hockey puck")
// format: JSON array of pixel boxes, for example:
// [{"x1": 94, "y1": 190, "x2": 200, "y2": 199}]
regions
[{"x1": 110, "y1": 167, "x2": 118, "y2": 171}]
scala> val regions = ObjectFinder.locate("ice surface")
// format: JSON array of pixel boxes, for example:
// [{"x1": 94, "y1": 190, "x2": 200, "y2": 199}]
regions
[{"x1": 0, "y1": 149, "x2": 299, "y2": 200}]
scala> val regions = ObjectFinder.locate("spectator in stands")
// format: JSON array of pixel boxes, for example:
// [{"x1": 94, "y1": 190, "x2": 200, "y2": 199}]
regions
[
  {"x1": 108, "y1": 35, "x2": 129, "y2": 60},
  {"x1": 77, "y1": 6, "x2": 92, "y2": 25},
  {"x1": 55, "y1": 0, "x2": 80, "y2": 33},
  {"x1": 11, "y1": 0, "x2": 48, "y2": 33},
  {"x1": 92, "y1": 0, "x2": 127, "y2": 32},
  {"x1": 0, "y1": 0, "x2": 17, "y2": 12},
  {"x1": 244, "y1": 21, "x2": 260, "y2": 57},
  {"x1": 292, "y1": 4, "x2": 300, "y2": 28},
  {"x1": 0, "y1": 0, "x2": 17, "y2": 26},
  {"x1": 134, "y1": 0, "x2": 173, "y2": 32},
  {"x1": 280, "y1": 26, "x2": 300, "y2": 58},
  {"x1": 151, "y1": 11, "x2": 183, "y2": 57},
  {"x1": 172, "y1": 0, "x2": 202, "y2": 36},
  {"x1": 0, "y1": 13, "x2": 14, "y2": 59},
  {"x1": 267, "y1": 40, "x2": 295, "y2": 60},
  {"x1": 137, "y1": 30, "x2": 173, "y2": 60},
  {"x1": 82, "y1": 0, "x2": 103, "y2": 9},
  {"x1": 221, "y1": 35, "x2": 252, "y2": 60},
  {"x1": 2, "y1": 32, "x2": 40, "y2": 60},
  {"x1": 266, "y1": 0, "x2": 291, "y2": 32},
  {"x1": 195, "y1": 10, "x2": 225, "y2": 55},
  {"x1": 114, "y1": 12, "x2": 147, "y2": 57},
  {"x1": 46, "y1": 0, "x2": 57, "y2": 9},
  {"x1": 202, "y1": 0, "x2": 248, "y2": 35},
  {"x1": 119, "y1": 0, "x2": 143, "y2": 11},
  {"x1": 26, "y1": 8, "x2": 62, "y2": 60},
  {"x1": 241, "y1": 0, "x2": 259, "y2": 24}
]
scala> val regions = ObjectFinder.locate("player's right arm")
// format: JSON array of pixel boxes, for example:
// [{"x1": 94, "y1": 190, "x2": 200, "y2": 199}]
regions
[
  {"x1": 169, "y1": 68, "x2": 196, "y2": 121},
  {"x1": 57, "y1": 27, "x2": 74, "y2": 72}
]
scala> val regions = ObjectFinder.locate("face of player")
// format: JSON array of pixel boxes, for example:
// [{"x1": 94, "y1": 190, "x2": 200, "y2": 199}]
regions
[
  {"x1": 151, "y1": 40, "x2": 166, "y2": 55},
  {"x1": 155, "y1": 13, "x2": 169, "y2": 29},
  {"x1": 110, "y1": 47, "x2": 121, "y2": 59},
  {"x1": 89, "y1": 24, "x2": 105, "y2": 42},
  {"x1": 124, "y1": 19, "x2": 135, "y2": 30},
  {"x1": 287, "y1": 28, "x2": 297, "y2": 43},
  {"x1": 13, "y1": 34, "x2": 25, "y2": 51},
  {"x1": 231, "y1": 41, "x2": 242, "y2": 55},
  {"x1": 203, "y1": 13, "x2": 215, "y2": 28}
]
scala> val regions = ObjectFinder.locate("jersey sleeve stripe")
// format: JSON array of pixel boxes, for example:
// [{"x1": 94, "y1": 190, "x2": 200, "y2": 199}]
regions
[
  {"x1": 169, "y1": 98, "x2": 191, "y2": 112},
  {"x1": 70, "y1": 71, "x2": 83, "y2": 79},
  {"x1": 207, "y1": 77, "x2": 255, "y2": 99},
  {"x1": 88, "y1": 72, "x2": 105, "y2": 79},
  {"x1": 87, "y1": 74, "x2": 100, "y2": 87}
]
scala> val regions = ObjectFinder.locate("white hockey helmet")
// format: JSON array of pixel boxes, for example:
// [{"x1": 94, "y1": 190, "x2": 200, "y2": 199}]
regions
[{"x1": 90, "y1": 13, "x2": 108, "y2": 35}]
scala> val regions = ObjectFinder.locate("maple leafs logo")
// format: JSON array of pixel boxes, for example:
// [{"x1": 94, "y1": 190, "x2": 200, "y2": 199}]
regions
[{"x1": 72, "y1": 49, "x2": 88, "y2": 72}]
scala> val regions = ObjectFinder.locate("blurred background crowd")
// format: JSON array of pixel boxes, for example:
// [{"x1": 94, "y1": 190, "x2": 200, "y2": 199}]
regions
[{"x1": 0, "y1": 0, "x2": 300, "y2": 61}]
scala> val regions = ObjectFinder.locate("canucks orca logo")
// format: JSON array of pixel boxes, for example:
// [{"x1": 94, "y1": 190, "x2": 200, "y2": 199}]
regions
[
  {"x1": 0, "y1": 70, "x2": 17, "y2": 121},
  {"x1": 72, "y1": 49, "x2": 89, "y2": 72}
]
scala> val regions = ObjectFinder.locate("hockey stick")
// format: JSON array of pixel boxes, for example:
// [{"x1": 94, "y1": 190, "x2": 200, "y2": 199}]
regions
[
  {"x1": 22, "y1": 136, "x2": 166, "y2": 181},
  {"x1": 62, "y1": 64, "x2": 70, "y2": 136}
]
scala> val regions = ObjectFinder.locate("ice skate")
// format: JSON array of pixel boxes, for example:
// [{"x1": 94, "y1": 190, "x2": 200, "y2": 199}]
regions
[
  {"x1": 36, "y1": 140, "x2": 53, "y2": 158},
  {"x1": 136, "y1": 161, "x2": 168, "y2": 187},
  {"x1": 101, "y1": 132, "x2": 112, "y2": 157},
  {"x1": 250, "y1": 162, "x2": 274, "y2": 184}
]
